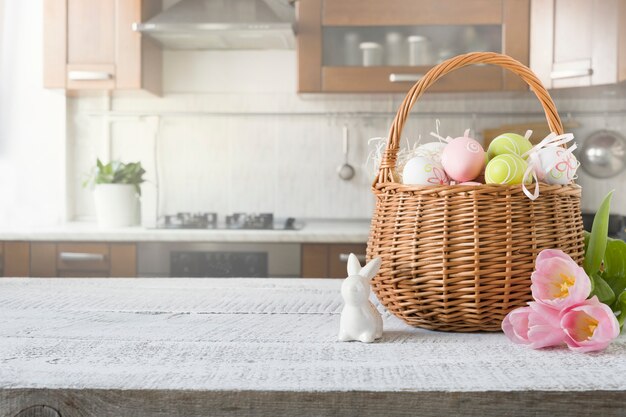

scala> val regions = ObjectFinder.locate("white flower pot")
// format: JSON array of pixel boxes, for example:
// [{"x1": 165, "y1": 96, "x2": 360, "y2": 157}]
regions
[{"x1": 93, "y1": 184, "x2": 140, "y2": 228}]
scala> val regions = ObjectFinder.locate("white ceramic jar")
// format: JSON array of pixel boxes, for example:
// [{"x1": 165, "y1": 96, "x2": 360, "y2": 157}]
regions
[
  {"x1": 93, "y1": 184, "x2": 140, "y2": 228},
  {"x1": 359, "y1": 42, "x2": 383, "y2": 66}
]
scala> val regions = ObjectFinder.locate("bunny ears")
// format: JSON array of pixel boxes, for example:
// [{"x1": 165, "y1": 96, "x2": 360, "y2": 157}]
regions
[{"x1": 347, "y1": 254, "x2": 382, "y2": 280}]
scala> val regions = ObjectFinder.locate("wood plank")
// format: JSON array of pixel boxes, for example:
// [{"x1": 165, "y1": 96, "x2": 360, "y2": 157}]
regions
[
  {"x1": 322, "y1": 66, "x2": 503, "y2": 93},
  {"x1": 502, "y1": 0, "x2": 530, "y2": 90},
  {"x1": 30, "y1": 243, "x2": 57, "y2": 277},
  {"x1": 110, "y1": 243, "x2": 137, "y2": 277},
  {"x1": 296, "y1": 0, "x2": 322, "y2": 92},
  {"x1": 2, "y1": 389, "x2": 626, "y2": 417},
  {"x1": 56, "y1": 243, "x2": 110, "y2": 272},
  {"x1": 328, "y1": 244, "x2": 367, "y2": 278},
  {"x1": 3, "y1": 243, "x2": 29, "y2": 277},
  {"x1": 43, "y1": 0, "x2": 67, "y2": 88},
  {"x1": 529, "y1": 0, "x2": 554, "y2": 88},
  {"x1": 322, "y1": 0, "x2": 503, "y2": 26},
  {"x1": 301, "y1": 244, "x2": 328, "y2": 278}
]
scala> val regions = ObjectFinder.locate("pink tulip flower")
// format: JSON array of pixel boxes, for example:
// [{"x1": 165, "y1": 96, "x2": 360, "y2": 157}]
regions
[
  {"x1": 530, "y1": 249, "x2": 591, "y2": 310},
  {"x1": 502, "y1": 302, "x2": 565, "y2": 349},
  {"x1": 561, "y1": 296, "x2": 620, "y2": 353}
]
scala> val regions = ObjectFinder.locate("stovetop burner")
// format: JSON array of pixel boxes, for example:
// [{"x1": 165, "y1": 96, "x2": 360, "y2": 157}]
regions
[{"x1": 156, "y1": 212, "x2": 300, "y2": 230}]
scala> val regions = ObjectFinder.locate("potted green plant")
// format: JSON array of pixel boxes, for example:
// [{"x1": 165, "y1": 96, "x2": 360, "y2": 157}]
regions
[{"x1": 84, "y1": 159, "x2": 146, "y2": 228}]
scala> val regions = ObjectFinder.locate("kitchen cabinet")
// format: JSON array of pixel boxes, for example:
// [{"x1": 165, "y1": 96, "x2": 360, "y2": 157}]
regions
[
  {"x1": 296, "y1": 0, "x2": 530, "y2": 93},
  {"x1": 1, "y1": 242, "x2": 137, "y2": 278},
  {"x1": 530, "y1": 0, "x2": 626, "y2": 88},
  {"x1": 302, "y1": 243, "x2": 367, "y2": 278},
  {"x1": 43, "y1": 0, "x2": 162, "y2": 94}
]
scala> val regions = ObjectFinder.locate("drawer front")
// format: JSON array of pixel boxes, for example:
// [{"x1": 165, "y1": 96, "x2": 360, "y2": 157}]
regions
[
  {"x1": 328, "y1": 244, "x2": 368, "y2": 278},
  {"x1": 57, "y1": 243, "x2": 110, "y2": 272}
]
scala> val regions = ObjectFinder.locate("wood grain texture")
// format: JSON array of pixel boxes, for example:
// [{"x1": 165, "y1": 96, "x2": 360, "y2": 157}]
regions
[
  {"x1": 2, "y1": 389, "x2": 625, "y2": 417},
  {"x1": 1, "y1": 278, "x2": 624, "y2": 416},
  {"x1": 322, "y1": 0, "x2": 503, "y2": 26},
  {"x1": 67, "y1": 0, "x2": 115, "y2": 64},
  {"x1": 115, "y1": 0, "x2": 142, "y2": 90},
  {"x1": 43, "y1": 0, "x2": 67, "y2": 88},
  {"x1": 3, "y1": 243, "x2": 29, "y2": 277},
  {"x1": 109, "y1": 243, "x2": 137, "y2": 277},
  {"x1": 296, "y1": 0, "x2": 322, "y2": 92},
  {"x1": 30, "y1": 243, "x2": 57, "y2": 278},
  {"x1": 301, "y1": 244, "x2": 328, "y2": 278}
]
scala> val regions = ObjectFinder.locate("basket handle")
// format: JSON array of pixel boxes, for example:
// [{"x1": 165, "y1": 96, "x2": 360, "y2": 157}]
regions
[{"x1": 374, "y1": 52, "x2": 564, "y2": 187}]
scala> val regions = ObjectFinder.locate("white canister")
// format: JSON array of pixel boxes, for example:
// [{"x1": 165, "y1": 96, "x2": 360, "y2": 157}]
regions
[
  {"x1": 93, "y1": 184, "x2": 140, "y2": 228},
  {"x1": 408, "y1": 36, "x2": 432, "y2": 66},
  {"x1": 385, "y1": 32, "x2": 406, "y2": 65},
  {"x1": 359, "y1": 42, "x2": 383, "y2": 67}
]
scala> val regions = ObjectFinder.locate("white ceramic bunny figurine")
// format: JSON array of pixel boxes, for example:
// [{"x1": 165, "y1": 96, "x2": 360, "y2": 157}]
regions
[{"x1": 338, "y1": 254, "x2": 383, "y2": 343}]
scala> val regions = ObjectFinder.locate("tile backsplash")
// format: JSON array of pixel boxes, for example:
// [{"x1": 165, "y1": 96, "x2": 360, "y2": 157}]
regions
[{"x1": 67, "y1": 51, "x2": 626, "y2": 224}]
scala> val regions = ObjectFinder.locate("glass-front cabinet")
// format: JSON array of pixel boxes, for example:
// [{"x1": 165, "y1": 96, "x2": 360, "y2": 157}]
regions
[{"x1": 296, "y1": 0, "x2": 530, "y2": 93}]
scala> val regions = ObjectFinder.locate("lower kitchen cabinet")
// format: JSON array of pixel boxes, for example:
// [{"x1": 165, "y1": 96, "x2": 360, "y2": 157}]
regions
[
  {"x1": 301, "y1": 243, "x2": 367, "y2": 278},
  {"x1": 0, "y1": 242, "x2": 137, "y2": 278}
]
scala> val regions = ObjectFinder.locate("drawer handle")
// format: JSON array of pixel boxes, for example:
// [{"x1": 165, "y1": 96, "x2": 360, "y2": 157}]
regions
[
  {"x1": 68, "y1": 71, "x2": 113, "y2": 81},
  {"x1": 389, "y1": 73, "x2": 424, "y2": 83},
  {"x1": 59, "y1": 252, "x2": 106, "y2": 262},
  {"x1": 339, "y1": 253, "x2": 366, "y2": 263},
  {"x1": 550, "y1": 68, "x2": 593, "y2": 80}
]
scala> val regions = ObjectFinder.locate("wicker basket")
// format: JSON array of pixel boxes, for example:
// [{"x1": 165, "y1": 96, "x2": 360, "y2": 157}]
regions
[{"x1": 367, "y1": 52, "x2": 585, "y2": 332}]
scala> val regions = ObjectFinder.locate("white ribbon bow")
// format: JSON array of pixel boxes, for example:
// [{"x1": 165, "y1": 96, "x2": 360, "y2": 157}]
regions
[{"x1": 521, "y1": 132, "x2": 577, "y2": 200}]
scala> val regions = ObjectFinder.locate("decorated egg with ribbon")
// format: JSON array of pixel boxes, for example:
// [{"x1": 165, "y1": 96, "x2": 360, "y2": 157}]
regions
[
  {"x1": 415, "y1": 141, "x2": 446, "y2": 162},
  {"x1": 441, "y1": 134, "x2": 485, "y2": 182},
  {"x1": 402, "y1": 156, "x2": 450, "y2": 185},
  {"x1": 535, "y1": 146, "x2": 578, "y2": 185}
]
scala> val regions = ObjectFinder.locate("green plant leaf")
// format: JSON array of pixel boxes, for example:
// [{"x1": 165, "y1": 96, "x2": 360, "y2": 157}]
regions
[
  {"x1": 583, "y1": 231, "x2": 590, "y2": 253},
  {"x1": 590, "y1": 272, "x2": 616, "y2": 306},
  {"x1": 615, "y1": 291, "x2": 626, "y2": 329},
  {"x1": 583, "y1": 191, "x2": 614, "y2": 276},
  {"x1": 84, "y1": 159, "x2": 146, "y2": 193},
  {"x1": 603, "y1": 239, "x2": 626, "y2": 297}
]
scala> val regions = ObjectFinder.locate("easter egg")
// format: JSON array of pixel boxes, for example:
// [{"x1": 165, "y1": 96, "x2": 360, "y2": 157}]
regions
[
  {"x1": 441, "y1": 136, "x2": 486, "y2": 182},
  {"x1": 485, "y1": 154, "x2": 529, "y2": 185},
  {"x1": 415, "y1": 141, "x2": 446, "y2": 162},
  {"x1": 536, "y1": 147, "x2": 578, "y2": 185},
  {"x1": 487, "y1": 133, "x2": 533, "y2": 160},
  {"x1": 402, "y1": 156, "x2": 450, "y2": 185}
]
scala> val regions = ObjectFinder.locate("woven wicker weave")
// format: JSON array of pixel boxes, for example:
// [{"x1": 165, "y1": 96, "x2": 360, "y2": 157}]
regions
[{"x1": 367, "y1": 52, "x2": 585, "y2": 332}]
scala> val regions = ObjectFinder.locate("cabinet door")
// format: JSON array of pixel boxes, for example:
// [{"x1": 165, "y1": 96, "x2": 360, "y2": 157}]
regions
[
  {"x1": 57, "y1": 243, "x2": 110, "y2": 276},
  {"x1": 531, "y1": 0, "x2": 621, "y2": 88},
  {"x1": 31, "y1": 243, "x2": 58, "y2": 277},
  {"x1": 3, "y1": 242, "x2": 30, "y2": 277},
  {"x1": 110, "y1": 243, "x2": 137, "y2": 277},
  {"x1": 301, "y1": 244, "x2": 329, "y2": 278},
  {"x1": 298, "y1": 0, "x2": 529, "y2": 93}
]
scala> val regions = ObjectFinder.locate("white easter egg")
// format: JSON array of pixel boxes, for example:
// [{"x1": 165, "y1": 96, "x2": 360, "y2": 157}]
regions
[
  {"x1": 402, "y1": 156, "x2": 450, "y2": 185},
  {"x1": 415, "y1": 142, "x2": 446, "y2": 162},
  {"x1": 536, "y1": 147, "x2": 578, "y2": 185}
]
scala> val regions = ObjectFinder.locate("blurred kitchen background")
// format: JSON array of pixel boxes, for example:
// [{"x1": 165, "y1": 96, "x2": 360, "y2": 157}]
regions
[{"x1": 0, "y1": 0, "x2": 624, "y2": 278}]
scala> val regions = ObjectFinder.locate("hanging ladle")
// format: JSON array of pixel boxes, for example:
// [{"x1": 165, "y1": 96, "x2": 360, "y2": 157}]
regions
[{"x1": 337, "y1": 125, "x2": 355, "y2": 181}]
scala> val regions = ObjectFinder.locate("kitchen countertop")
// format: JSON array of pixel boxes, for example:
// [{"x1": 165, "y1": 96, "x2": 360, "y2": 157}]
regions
[
  {"x1": 1, "y1": 278, "x2": 625, "y2": 417},
  {"x1": 0, "y1": 219, "x2": 370, "y2": 243}
]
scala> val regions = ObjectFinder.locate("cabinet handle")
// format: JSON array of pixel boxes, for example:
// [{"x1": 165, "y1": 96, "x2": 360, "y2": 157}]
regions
[
  {"x1": 389, "y1": 73, "x2": 424, "y2": 83},
  {"x1": 550, "y1": 68, "x2": 593, "y2": 80},
  {"x1": 339, "y1": 253, "x2": 367, "y2": 263},
  {"x1": 68, "y1": 71, "x2": 113, "y2": 81},
  {"x1": 59, "y1": 252, "x2": 106, "y2": 262}
]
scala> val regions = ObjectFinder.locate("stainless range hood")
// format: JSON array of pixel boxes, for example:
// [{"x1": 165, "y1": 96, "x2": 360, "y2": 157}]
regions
[{"x1": 134, "y1": 0, "x2": 295, "y2": 50}]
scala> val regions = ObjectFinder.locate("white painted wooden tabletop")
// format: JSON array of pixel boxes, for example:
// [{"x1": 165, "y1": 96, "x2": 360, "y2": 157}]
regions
[{"x1": 1, "y1": 278, "x2": 625, "y2": 394}]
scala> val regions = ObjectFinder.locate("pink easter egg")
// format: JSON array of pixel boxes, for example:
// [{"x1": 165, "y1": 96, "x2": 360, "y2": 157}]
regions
[{"x1": 441, "y1": 136, "x2": 486, "y2": 182}]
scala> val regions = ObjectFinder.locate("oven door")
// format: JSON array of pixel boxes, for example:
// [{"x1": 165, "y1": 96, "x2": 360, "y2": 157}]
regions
[{"x1": 138, "y1": 242, "x2": 301, "y2": 278}]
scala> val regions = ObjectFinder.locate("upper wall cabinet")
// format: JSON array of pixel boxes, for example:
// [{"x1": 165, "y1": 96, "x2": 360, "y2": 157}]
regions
[
  {"x1": 296, "y1": 0, "x2": 530, "y2": 93},
  {"x1": 531, "y1": 0, "x2": 626, "y2": 89},
  {"x1": 44, "y1": 0, "x2": 162, "y2": 94}
]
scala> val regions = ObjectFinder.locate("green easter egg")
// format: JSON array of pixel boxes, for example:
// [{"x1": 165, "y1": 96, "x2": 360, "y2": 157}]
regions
[
  {"x1": 487, "y1": 133, "x2": 533, "y2": 160},
  {"x1": 485, "y1": 154, "x2": 528, "y2": 185}
]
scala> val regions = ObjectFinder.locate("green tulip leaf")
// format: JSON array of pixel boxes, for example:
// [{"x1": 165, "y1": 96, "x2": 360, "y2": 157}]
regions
[
  {"x1": 583, "y1": 191, "x2": 613, "y2": 276},
  {"x1": 603, "y1": 239, "x2": 626, "y2": 297},
  {"x1": 590, "y1": 272, "x2": 616, "y2": 306},
  {"x1": 583, "y1": 230, "x2": 591, "y2": 253}
]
